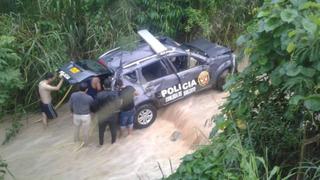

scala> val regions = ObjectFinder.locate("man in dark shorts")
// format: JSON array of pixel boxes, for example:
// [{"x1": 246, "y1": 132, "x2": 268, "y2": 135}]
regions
[
  {"x1": 86, "y1": 76, "x2": 101, "y2": 99},
  {"x1": 69, "y1": 82, "x2": 94, "y2": 146},
  {"x1": 38, "y1": 72, "x2": 64, "y2": 127},
  {"x1": 92, "y1": 78, "x2": 121, "y2": 146},
  {"x1": 118, "y1": 81, "x2": 137, "y2": 137}
]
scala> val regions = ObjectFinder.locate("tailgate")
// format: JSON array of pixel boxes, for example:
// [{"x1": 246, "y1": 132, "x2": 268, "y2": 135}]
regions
[
  {"x1": 58, "y1": 62, "x2": 96, "y2": 84},
  {"x1": 58, "y1": 60, "x2": 112, "y2": 84}
]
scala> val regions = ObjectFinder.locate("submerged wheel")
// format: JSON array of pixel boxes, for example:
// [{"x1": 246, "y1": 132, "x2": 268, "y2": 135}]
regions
[
  {"x1": 134, "y1": 103, "x2": 157, "y2": 129},
  {"x1": 216, "y1": 69, "x2": 230, "y2": 91}
]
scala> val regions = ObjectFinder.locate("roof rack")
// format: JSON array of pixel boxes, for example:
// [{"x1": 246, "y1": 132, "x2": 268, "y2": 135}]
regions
[{"x1": 98, "y1": 47, "x2": 121, "y2": 59}]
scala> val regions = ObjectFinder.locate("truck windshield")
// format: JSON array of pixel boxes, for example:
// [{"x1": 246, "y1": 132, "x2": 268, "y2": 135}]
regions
[{"x1": 75, "y1": 60, "x2": 113, "y2": 75}]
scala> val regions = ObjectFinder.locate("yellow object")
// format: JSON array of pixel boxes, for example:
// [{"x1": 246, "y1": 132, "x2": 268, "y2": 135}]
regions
[
  {"x1": 236, "y1": 119, "x2": 247, "y2": 130},
  {"x1": 70, "y1": 67, "x2": 80, "y2": 74},
  {"x1": 54, "y1": 85, "x2": 73, "y2": 109}
]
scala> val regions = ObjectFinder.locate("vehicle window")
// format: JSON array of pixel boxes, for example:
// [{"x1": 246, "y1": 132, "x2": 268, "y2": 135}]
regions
[
  {"x1": 76, "y1": 60, "x2": 110, "y2": 74},
  {"x1": 169, "y1": 55, "x2": 188, "y2": 72},
  {"x1": 124, "y1": 71, "x2": 137, "y2": 82},
  {"x1": 141, "y1": 61, "x2": 169, "y2": 82},
  {"x1": 169, "y1": 55, "x2": 202, "y2": 72},
  {"x1": 189, "y1": 56, "x2": 201, "y2": 68}
]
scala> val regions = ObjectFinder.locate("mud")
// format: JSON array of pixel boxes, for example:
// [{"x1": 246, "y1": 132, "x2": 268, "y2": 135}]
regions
[{"x1": 0, "y1": 90, "x2": 227, "y2": 180}]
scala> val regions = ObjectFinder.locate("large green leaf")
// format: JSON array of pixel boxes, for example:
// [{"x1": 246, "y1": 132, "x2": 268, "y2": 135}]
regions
[
  {"x1": 264, "y1": 18, "x2": 282, "y2": 32},
  {"x1": 280, "y1": 9, "x2": 298, "y2": 23},
  {"x1": 304, "y1": 95, "x2": 320, "y2": 111},
  {"x1": 300, "y1": 67, "x2": 316, "y2": 77},
  {"x1": 287, "y1": 42, "x2": 296, "y2": 53},
  {"x1": 302, "y1": 18, "x2": 317, "y2": 35},
  {"x1": 285, "y1": 63, "x2": 301, "y2": 77},
  {"x1": 289, "y1": 95, "x2": 304, "y2": 105},
  {"x1": 315, "y1": 62, "x2": 320, "y2": 71}
]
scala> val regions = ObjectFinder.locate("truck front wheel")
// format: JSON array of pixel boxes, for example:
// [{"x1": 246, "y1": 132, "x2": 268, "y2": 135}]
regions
[
  {"x1": 216, "y1": 69, "x2": 230, "y2": 91},
  {"x1": 134, "y1": 103, "x2": 157, "y2": 129}
]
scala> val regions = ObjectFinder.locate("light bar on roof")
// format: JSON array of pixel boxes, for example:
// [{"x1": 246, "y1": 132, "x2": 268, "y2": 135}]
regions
[{"x1": 138, "y1": 29, "x2": 167, "y2": 54}]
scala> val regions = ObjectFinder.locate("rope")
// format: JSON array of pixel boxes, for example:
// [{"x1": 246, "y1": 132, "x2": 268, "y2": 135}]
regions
[{"x1": 54, "y1": 85, "x2": 73, "y2": 109}]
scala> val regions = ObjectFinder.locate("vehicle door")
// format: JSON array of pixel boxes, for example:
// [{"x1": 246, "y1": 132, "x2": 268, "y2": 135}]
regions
[
  {"x1": 167, "y1": 54, "x2": 211, "y2": 97},
  {"x1": 139, "y1": 59, "x2": 182, "y2": 105}
]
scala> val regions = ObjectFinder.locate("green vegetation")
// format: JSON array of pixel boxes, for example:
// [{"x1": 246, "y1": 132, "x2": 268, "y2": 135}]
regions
[
  {"x1": 169, "y1": 0, "x2": 320, "y2": 179},
  {"x1": 0, "y1": 0, "x2": 259, "y2": 144},
  {"x1": 0, "y1": 0, "x2": 259, "y2": 117},
  {"x1": 3, "y1": 0, "x2": 319, "y2": 179},
  {"x1": 0, "y1": 156, "x2": 14, "y2": 180}
]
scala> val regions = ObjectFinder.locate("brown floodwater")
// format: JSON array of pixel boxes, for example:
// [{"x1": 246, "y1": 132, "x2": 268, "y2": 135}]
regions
[{"x1": 0, "y1": 90, "x2": 227, "y2": 180}]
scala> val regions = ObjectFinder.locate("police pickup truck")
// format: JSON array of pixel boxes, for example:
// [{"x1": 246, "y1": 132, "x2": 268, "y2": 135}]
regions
[{"x1": 59, "y1": 29, "x2": 236, "y2": 128}]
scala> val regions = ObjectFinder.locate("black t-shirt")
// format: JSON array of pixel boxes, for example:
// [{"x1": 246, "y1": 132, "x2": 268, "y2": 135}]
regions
[
  {"x1": 92, "y1": 90, "x2": 120, "y2": 114},
  {"x1": 120, "y1": 86, "x2": 135, "y2": 111}
]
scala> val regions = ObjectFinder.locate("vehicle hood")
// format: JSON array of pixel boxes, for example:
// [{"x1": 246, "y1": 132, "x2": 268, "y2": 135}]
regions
[
  {"x1": 185, "y1": 39, "x2": 231, "y2": 57},
  {"x1": 58, "y1": 60, "x2": 112, "y2": 84}
]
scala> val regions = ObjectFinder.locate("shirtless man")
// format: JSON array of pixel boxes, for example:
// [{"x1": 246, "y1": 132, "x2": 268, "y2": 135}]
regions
[
  {"x1": 86, "y1": 76, "x2": 101, "y2": 99},
  {"x1": 38, "y1": 72, "x2": 64, "y2": 127}
]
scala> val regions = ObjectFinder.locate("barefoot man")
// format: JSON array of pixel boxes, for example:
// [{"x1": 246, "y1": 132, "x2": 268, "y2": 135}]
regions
[{"x1": 38, "y1": 72, "x2": 64, "y2": 127}]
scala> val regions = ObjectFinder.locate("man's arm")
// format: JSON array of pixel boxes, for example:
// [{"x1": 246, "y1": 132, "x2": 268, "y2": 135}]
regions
[{"x1": 42, "y1": 78, "x2": 64, "y2": 91}]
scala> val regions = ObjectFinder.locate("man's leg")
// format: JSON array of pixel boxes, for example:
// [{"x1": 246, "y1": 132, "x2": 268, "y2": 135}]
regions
[
  {"x1": 119, "y1": 112, "x2": 127, "y2": 137},
  {"x1": 42, "y1": 112, "x2": 48, "y2": 128},
  {"x1": 98, "y1": 120, "x2": 108, "y2": 145},
  {"x1": 127, "y1": 110, "x2": 135, "y2": 135},
  {"x1": 109, "y1": 117, "x2": 118, "y2": 144},
  {"x1": 82, "y1": 115, "x2": 91, "y2": 146},
  {"x1": 73, "y1": 115, "x2": 81, "y2": 142}
]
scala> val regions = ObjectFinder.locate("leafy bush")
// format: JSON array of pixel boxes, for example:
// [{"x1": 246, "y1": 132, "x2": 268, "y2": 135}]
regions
[
  {"x1": 0, "y1": 35, "x2": 24, "y2": 117},
  {"x1": 170, "y1": 0, "x2": 320, "y2": 179},
  {"x1": 168, "y1": 133, "x2": 287, "y2": 180},
  {"x1": 224, "y1": 0, "x2": 320, "y2": 166},
  {"x1": 136, "y1": 0, "x2": 262, "y2": 47},
  {"x1": 0, "y1": 156, "x2": 14, "y2": 180}
]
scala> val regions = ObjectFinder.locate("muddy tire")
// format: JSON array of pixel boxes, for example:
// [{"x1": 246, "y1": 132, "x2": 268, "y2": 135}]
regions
[
  {"x1": 134, "y1": 103, "x2": 157, "y2": 129},
  {"x1": 216, "y1": 69, "x2": 230, "y2": 91}
]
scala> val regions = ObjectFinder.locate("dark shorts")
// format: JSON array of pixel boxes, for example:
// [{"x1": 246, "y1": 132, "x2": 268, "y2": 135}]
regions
[
  {"x1": 40, "y1": 102, "x2": 58, "y2": 119},
  {"x1": 120, "y1": 109, "x2": 135, "y2": 128}
]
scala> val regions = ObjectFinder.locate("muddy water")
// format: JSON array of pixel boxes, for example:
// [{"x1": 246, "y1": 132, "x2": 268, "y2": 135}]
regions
[{"x1": 0, "y1": 90, "x2": 226, "y2": 180}]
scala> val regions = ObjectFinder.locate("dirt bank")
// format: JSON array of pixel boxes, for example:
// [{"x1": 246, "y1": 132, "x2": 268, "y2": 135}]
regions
[{"x1": 0, "y1": 90, "x2": 226, "y2": 180}]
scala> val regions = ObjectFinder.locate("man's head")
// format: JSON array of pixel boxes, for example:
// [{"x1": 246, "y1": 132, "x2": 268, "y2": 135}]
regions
[
  {"x1": 103, "y1": 78, "x2": 112, "y2": 90},
  {"x1": 79, "y1": 82, "x2": 88, "y2": 92},
  {"x1": 44, "y1": 72, "x2": 55, "y2": 82}
]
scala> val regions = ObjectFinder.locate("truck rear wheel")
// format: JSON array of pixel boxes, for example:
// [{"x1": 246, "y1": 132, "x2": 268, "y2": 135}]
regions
[
  {"x1": 134, "y1": 103, "x2": 157, "y2": 129},
  {"x1": 216, "y1": 69, "x2": 230, "y2": 91}
]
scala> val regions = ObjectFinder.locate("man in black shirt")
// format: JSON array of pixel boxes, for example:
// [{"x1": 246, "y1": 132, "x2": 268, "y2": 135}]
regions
[
  {"x1": 92, "y1": 78, "x2": 121, "y2": 145},
  {"x1": 118, "y1": 81, "x2": 137, "y2": 136}
]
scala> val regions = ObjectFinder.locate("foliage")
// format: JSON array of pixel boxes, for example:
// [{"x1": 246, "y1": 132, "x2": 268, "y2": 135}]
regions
[
  {"x1": 136, "y1": 0, "x2": 262, "y2": 46},
  {"x1": 0, "y1": 0, "x2": 262, "y2": 118},
  {"x1": 0, "y1": 156, "x2": 14, "y2": 180},
  {"x1": 0, "y1": 35, "x2": 24, "y2": 117},
  {"x1": 170, "y1": 0, "x2": 320, "y2": 179},
  {"x1": 223, "y1": 0, "x2": 320, "y2": 166},
  {"x1": 168, "y1": 133, "x2": 288, "y2": 180},
  {"x1": 2, "y1": 106, "x2": 25, "y2": 145}
]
